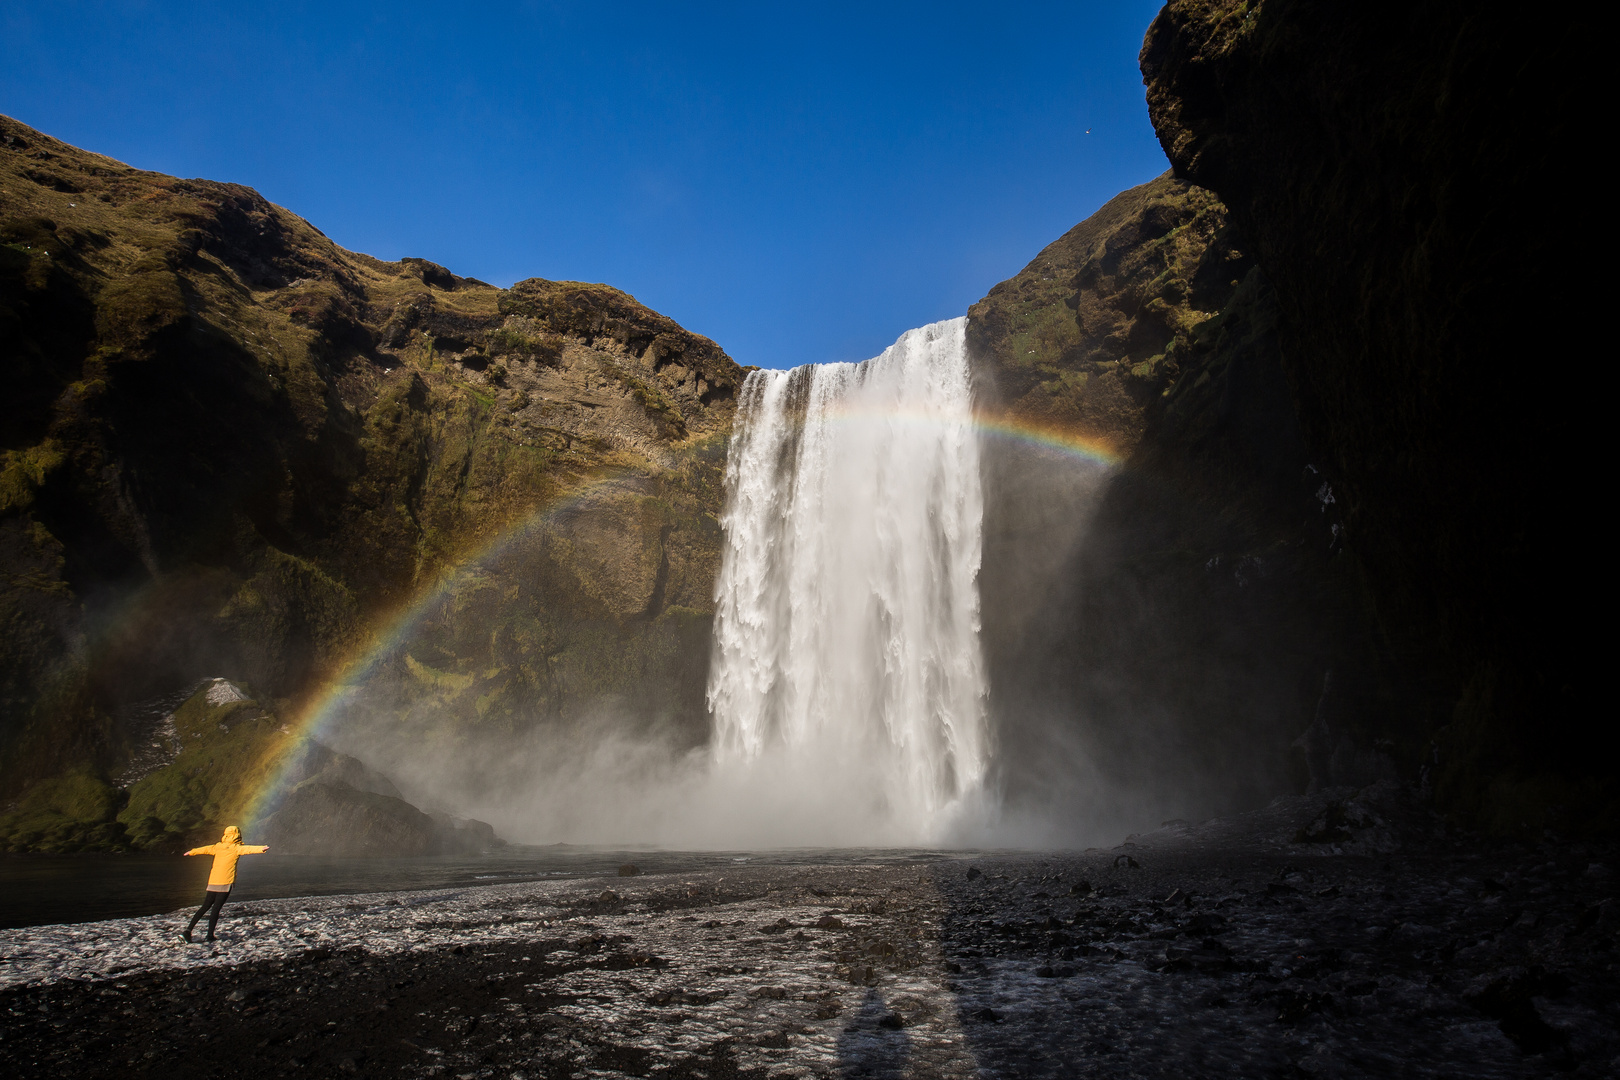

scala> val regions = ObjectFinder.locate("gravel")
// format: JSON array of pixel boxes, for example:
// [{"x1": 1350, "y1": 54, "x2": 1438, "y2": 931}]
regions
[{"x1": 3, "y1": 784, "x2": 1616, "y2": 1078}]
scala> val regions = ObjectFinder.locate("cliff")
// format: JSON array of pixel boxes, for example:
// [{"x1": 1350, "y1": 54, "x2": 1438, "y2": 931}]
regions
[
  {"x1": 1140, "y1": 0, "x2": 1603, "y2": 832},
  {"x1": 967, "y1": 173, "x2": 1245, "y2": 455},
  {"x1": 969, "y1": 169, "x2": 1390, "y2": 832},
  {"x1": 0, "y1": 115, "x2": 742, "y2": 850}
]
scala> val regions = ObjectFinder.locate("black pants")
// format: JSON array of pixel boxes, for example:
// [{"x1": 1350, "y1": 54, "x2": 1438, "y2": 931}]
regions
[{"x1": 187, "y1": 889, "x2": 229, "y2": 939}]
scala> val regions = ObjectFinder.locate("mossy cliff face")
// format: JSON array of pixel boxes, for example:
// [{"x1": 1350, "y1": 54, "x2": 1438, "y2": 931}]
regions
[
  {"x1": 0, "y1": 115, "x2": 743, "y2": 844},
  {"x1": 968, "y1": 176, "x2": 1247, "y2": 736},
  {"x1": 969, "y1": 174, "x2": 1371, "y2": 830},
  {"x1": 967, "y1": 172, "x2": 1247, "y2": 454},
  {"x1": 1140, "y1": 2, "x2": 1603, "y2": 832}
]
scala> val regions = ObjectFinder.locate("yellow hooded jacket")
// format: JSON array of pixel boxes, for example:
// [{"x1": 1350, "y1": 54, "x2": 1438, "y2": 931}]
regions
[{"x1": 184, "y1": 826, "x2": 269, "y2": 888}]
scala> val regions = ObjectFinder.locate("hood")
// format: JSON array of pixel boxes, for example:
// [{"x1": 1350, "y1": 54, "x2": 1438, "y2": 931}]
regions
[{"x1": 221, "y1": 826, "x2": 241, "y2": 844}]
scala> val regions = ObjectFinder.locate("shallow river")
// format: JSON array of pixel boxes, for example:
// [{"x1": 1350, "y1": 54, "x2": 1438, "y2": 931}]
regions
[{"x1": 0, "y1": 847, "x2": 968, "y2": 929}]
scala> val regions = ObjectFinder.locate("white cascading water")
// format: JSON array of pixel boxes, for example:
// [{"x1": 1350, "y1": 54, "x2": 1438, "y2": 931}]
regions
[{"x1": 706, "y1": 316, "x2": 989, "y2": 845}]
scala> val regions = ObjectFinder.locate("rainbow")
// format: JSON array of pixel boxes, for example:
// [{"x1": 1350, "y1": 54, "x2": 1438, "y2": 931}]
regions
[
  {"x1": 810, "y1": 400, "x2": 1123, "y2": 467},
  {"x1": 971, "y1": 412, "x2": 1121, "y2": 466},
  {"x1": 240, "y1": 463, "x2": 660, "y2": 824},
  {"x1": 239, "y1": 408, "x2": 1120, "y2": 821}
]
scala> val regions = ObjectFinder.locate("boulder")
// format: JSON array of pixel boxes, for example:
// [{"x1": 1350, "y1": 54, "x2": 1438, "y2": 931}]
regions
[{"x1": 260, "y1": 777, "x2": 503, "y2": 856}]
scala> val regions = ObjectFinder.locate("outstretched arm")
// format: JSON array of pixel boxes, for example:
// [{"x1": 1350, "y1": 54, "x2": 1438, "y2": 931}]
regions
[
  {"x1": 183, "y1": 846, "x2": 214, "y2": 856},
  {"x1": 244, "y1": 845, "x2": 269, "y2": 853}
]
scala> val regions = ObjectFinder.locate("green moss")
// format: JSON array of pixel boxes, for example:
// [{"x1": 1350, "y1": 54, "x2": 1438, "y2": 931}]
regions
[
  {"x1": 608, "y1": 364, "x2": 685, "y2": 430},
  {"x1": 116, "y1": 686, "x2": 296, "y2": 849},
  {"x1": 486, "y1": 326, "x2": 563, "y2": 363},
  {"x1": 0, "y1": 440, "x2": 66, "y2": 513},
  {"x1": 95, "y1": 255, "x2": 188, "y2": 344},
  {"x1": 0, "y1": 810, "x2": 131, "y2": 853},
  {"x1": 0, "y1": 770, "x2": 128, "y2": 853},
  {"x1": 14, "y1": 770, "x2": 121, "y2": 820},
  {"x1": 219, "y1": 546, "x2": 359, "y2": 659},
  {"x1": 1003, "y1": 300, "x2": 1081, "y2": 374},
  {"x1": 405, "y1": 653, "x2": 475, "y2": 692}
]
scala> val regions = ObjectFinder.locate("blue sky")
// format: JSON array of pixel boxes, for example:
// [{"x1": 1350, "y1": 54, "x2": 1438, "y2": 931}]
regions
[{"x1": 2, "y1": 1, "x2": 1169, "y2": 369}]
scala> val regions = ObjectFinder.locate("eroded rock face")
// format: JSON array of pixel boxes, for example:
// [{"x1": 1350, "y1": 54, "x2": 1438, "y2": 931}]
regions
[
  {"x1": 0, "y1": 115, "x2": 743, "y2": 832},
  {"x1": 260, "y1": 777, "x2": 501, "y2": 857},
  {"x1": 1061, "y1": 268, "x2": 1403, "y2": 825},
  {"x1": 1140, "y1": 1, "x2": 1603, "y2": 831},
  {"x1": 967, "y1": 172, "x2": 1246, "y2": 454},
  {"x1": 969, "y1": 174, "x2": 1378, "y2": 831},
  {"x1": 968, "y1": 177, "x2": 1248, "y2": 788}
]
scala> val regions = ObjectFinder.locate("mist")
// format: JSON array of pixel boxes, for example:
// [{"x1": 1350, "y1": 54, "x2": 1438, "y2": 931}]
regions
[{"x1": 315, "y1": 316, "x2": 1197, "y2": 854}]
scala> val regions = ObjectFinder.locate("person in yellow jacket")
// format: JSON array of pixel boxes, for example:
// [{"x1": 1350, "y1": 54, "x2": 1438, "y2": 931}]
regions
[{"x1": 182, "y1": 825, "x2": 268, "y2": 942}]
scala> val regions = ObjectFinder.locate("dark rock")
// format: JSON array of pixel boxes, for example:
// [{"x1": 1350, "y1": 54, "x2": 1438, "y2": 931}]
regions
[
  {"x1": 1273, "y1": 990, "x2": 1333, "y2": 1025},
  {"x1": 1467, "y1": 967, "x2": 1572, "y2": 1055},
  {"x1": 261, "y1": 780, "x2": 441, "y2": 857},
  {"x1": 969, "y1": 176, "x2": 1312, "y2": 833},
  {"x1": 254, "y1": 740, "x2": 499, "y2": 856},
  {"x1": 1140, "y1": 0, "x2": 1604, "y2": 833},
  {"x1": 282, "y1": 741, "x2": 403, "y2": 800},
  {"x1": 617, "y1": 864, "x2": 641, "y2": 877}
]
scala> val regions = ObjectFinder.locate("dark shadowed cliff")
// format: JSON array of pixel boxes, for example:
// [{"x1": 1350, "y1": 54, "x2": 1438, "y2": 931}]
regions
[
  {"x1": 0, "y1": 115, "x2": 742, "y2": 850},
  {"x1": 973, "y1": 1, "x2": 1602, "y2": 837},
  {"x1": 1139, "y1": 0, "x2": 1601, "y2": 831},
  {"x1": 969, "y1": 170, "x2": 1389, "y2": 834}
]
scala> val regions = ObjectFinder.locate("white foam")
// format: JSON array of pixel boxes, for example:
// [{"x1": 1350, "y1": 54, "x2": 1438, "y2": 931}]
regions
[{"x1": 704, "y1": 317, "x2": 989, "y2": 845}]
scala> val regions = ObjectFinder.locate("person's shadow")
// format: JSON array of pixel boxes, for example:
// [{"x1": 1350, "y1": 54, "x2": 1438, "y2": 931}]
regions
[{"x1": 835, "y1": 986, "x2": 912, "y2": 1079}]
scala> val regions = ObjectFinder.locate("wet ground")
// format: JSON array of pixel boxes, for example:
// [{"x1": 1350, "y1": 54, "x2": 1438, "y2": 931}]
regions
[
  {"x1": 0, "y1": 847, "x2": 951, "y2": 930},
  {"x1": 2, "y1": 785, "x2": 1616, "y2": 1078}
]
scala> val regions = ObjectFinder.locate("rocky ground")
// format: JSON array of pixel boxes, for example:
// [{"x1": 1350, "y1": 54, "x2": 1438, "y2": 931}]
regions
[{"x1": 2, "y1": 786, "x2": 1616, "y2": 1078}]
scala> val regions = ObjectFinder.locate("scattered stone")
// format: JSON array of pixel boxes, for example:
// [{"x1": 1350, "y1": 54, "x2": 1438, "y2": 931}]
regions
[
  {"x1": 2, "y1": 798, "x2": 1616, "y2": 1078},
  {"x1": 1273, "y1": 989, "x2": 1334, "y2": 1024}
]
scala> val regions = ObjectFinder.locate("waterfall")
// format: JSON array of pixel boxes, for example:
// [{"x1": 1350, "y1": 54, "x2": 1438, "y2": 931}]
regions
[{"x1": 706, "y1": 316, "x2": 988, "y2": 843}]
